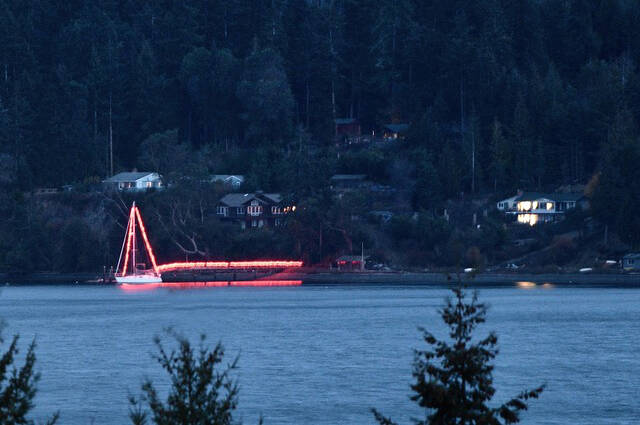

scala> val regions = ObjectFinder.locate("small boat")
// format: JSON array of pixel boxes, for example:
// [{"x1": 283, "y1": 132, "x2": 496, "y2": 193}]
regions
[{"x1": 115, "y1": 201, "x2": 162, "y2": 285}]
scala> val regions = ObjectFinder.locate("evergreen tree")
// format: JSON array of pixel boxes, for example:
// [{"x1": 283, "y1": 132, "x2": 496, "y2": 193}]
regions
[
  {"x1": 237, "y1": 46, "x2": 294, "y2": 145},
  {"x1": 372, "y1": 284, "x2": 544, "y2": 425},
  {"x1": 129, "y1": 331, "x2": 241, "y2": 425},
  {"x1": 0, "y1": 328, "x2": 59, "y2": 424}
]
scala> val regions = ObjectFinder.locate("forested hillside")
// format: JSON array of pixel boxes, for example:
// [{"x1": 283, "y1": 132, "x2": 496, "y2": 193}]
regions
[
  {"x1": 0, "y1": 0, "x2": 638, "y2": 189},
  {"x1": 1, "y1": 0, "x2": 640, "y2": 272}
]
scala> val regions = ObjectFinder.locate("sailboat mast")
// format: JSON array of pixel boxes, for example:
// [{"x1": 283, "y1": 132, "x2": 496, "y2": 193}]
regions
[
  {"x1": 132, "y1": 201, "x2": 136, "y2": 275},
  {"x1": 115, "y1": 210, "x2": 131, "y2": 275}
]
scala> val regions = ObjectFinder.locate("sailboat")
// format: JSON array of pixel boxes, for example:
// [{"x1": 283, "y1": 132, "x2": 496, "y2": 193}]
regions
[{"x1": 115, "y1": 201, "x2": 162, "y2": 284}]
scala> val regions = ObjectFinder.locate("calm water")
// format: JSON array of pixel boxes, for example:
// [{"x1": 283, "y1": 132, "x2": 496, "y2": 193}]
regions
[{"x1": 1, "y1": 283, "x2": 639, "y2": 424}]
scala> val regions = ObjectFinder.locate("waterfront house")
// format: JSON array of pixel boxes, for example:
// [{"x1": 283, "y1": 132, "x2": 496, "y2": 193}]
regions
[
  {"x1": 496, "y1": 195, "x2": 519, "y2": 211},
  {"x1": 216, "y1": 192, "x2": 292, "y2": 229},
  {"x1": 211, "y1": 174, "x2": 245, "y2": 189},
  {"x1": 103, "y1": 172, "x2": 163, "y2": 192},
  {"x1": 498, "y1": 191, "x2": 587, "y2": 225},
  {"x1": 623, "y1": 253, "x2": 640, "y2": 271},
  {"x1": 334, "y1": 255, "x2": 370, "y2": 271},
  {"x1": 382, "y1": 123, "x2": 410, "y2": 141}
]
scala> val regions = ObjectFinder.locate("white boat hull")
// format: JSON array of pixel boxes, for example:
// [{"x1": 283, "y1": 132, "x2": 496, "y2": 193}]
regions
[{"x1": 116, "y1": 274, "x2": 162, "y2": 284}]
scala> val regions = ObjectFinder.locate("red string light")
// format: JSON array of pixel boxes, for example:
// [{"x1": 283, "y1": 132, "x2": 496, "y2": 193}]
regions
[
  {"x1": 135, "y1": 207, "x2": 159, "y2": 274},
  {"x1": 120, "y1": 207, "x2": 136, "y2": 276},
  {"x1": 120, "y1": 204, "x2": 303, "y2": 276},
  {"x1": 156, "y1": 260, "x2": 303, "y2": 272}
]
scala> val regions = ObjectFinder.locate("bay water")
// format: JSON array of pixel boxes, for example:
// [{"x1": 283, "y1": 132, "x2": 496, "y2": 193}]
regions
[{"x1": 1, "y1": 283, "x2": 639, "y2": 424}]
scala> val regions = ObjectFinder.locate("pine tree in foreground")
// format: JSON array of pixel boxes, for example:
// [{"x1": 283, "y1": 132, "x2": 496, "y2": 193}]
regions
[
  {"x1": 0, "y1": 327, "x2": 59, "y2": 424},
  {"x1": 373, "y1": 285, "x2": 544, "y2": 425},
  {"x1": 129, "y1": 330, "x2": 243, "y2": 425}
]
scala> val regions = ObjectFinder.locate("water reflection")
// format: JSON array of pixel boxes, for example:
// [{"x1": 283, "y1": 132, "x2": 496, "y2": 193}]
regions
[
  {"x1": 120, "y1": 280, "x2": 302, "y2": 291},
  {"x1": 516, "y1": 281, "x2": 555, "y2": 289}
]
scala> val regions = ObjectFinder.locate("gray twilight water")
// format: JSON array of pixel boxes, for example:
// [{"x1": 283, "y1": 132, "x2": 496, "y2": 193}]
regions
[{"x1": 1, "y1": 283, "x2": 639, "y2": 424}]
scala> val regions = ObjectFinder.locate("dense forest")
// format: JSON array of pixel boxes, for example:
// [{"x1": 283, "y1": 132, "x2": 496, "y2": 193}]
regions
[{"x1": 1, "y1": 0, "x2": 639, "y2": 272}]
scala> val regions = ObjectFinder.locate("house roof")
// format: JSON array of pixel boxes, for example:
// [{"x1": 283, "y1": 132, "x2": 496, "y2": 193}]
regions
[
  {"x1": 219, "y1": 192, "x2": 281, "y2": 207},
  {"x1": 623, "y1": 253, "x2": 640, "y2": 260},
  {"x1": 498, "y1": 195, "x2": 519, "y2": 203},
  {"x1": 212, "y1": 174, "x2": 245, "y2": 182},
  {"x1": 384, "y1": 123, "x2": 410, "y2": 133},
  {"x1": 103, "y1": 172, "x2": 158, "y2": 183},
  {"x1": 331, "y1": 174, "x2": 367, "y2": 181},
  {"x1": 334, "y1": 118, "x2": 358, "y2": 125},
  {"x1": 514, "y1": 192, "x2": 584, "y2": 203}
]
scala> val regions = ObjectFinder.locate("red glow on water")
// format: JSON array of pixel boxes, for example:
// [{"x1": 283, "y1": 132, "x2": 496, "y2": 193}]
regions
[
  {"x1": 120, "y1": 280, "x2": 302, "y2": 291},
  {"x1": 156, "y1": 260, "x2": 303, "y2": 272}
]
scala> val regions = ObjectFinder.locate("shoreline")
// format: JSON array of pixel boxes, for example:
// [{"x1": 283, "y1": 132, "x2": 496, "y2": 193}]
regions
[{"x1": 1, "y1": 270, "x2": 639, "y2": 286}]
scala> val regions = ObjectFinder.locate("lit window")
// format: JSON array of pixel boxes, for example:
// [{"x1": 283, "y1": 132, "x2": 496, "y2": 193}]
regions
[
  {"x1": 532, "y1": 201, "x2": 539, "y2": 210},
  {"x1": 519, "y1": 201, "x2": 532, "y2": 211},
  {"x1": 146, "y1": 181, "x2": 152, "y2": 188},
  {"x1": 546, "y1": 202, "x2": 553, "y2": 210},
  {"x1": 248, "y1": 205, "x2": 262, "y2": 216}
]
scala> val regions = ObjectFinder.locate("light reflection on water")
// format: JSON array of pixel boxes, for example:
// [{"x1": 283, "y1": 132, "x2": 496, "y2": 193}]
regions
[
  {"x1": 120, "y1": 280, "x2": 302, "y2": 291},
  {"x1": 1, "y1": 284, "x2": 639, "y2": 424}
]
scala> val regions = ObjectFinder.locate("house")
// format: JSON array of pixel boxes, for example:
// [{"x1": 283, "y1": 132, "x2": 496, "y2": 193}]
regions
[
  {"x1": 499, "y1": 191, "x2": 587, "y2": 226},
  {"x1": 211, "y1": 174, "x2": 245, "y2": 189},
  {"x1": 334, "y1": 255, "x2": 370, "y2": 271},
  {"x1": 216, "y1": 192, "x2": 293, "y2": 229},
  {"x1": 496, "y1": 195, "x2": 519, "y2": 211},
  {"x1": 103, "y1": 172, "x2": 163, "y2": 192},
  {"x1": 623, "y1": 253, "x2": 640, "y2": 271},
  {"x1": 382, "y1": 123, "x2": 409, "y2": 141},
  {"x1": 334, "y1": 118, "x2": 361, "y2": 139},
  {"x1": 330, "y1": 174, "x2": 368, "y2": 191}
]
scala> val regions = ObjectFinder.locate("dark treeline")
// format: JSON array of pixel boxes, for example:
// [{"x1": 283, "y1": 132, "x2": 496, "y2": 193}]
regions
[
  {"x1": 1, "y1": 0, "x2": 640, "y2": 191},
  {"x1": 1, "y1": 0, "x2": 640, "y2": 272}
]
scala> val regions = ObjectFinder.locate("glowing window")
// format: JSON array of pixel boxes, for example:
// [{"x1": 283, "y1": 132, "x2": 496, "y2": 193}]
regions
[
  {"x1": 546, "y1": 202, "x2": 553, "y2": 210},
  {"x1": 248, "y1": 205, "x2": 262, "y2": 215}
]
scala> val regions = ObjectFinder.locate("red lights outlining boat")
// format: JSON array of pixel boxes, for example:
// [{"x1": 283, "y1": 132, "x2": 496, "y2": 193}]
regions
[{"x1": 115, "y1": 203, "x2": 303, "y2": 286}]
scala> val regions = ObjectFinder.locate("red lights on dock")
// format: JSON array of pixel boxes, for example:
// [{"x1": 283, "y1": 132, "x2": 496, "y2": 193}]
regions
[
  {"x1": 156, "y1": 260, "x2": 303, "y2": 273},
  {"x1": 116, "y1": 202, "x2": 303, "y2": 284}
]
